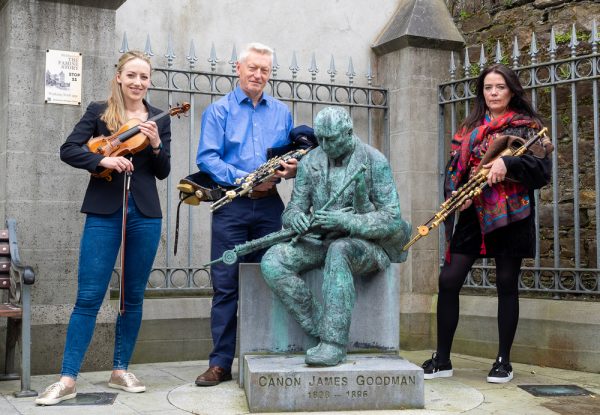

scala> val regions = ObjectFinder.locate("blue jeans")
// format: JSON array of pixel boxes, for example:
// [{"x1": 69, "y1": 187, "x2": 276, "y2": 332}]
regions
[
  {"x1": 209, "y1": 194, "x2": 284, "y2": 370},
  {"x1": 61, "y1": 195, "x2": 161, "y2": 379}
]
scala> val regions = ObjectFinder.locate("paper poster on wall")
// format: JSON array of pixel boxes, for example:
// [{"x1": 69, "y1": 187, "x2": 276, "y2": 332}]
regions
[{"x1": 44, "y1": 49, "x2": 82, "y2": 105}]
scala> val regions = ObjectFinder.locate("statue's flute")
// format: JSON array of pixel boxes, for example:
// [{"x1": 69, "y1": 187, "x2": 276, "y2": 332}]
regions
[
  {"x1": 204, "y1": 164, "x2": 367, "y2": 267},
  {"x1": 288, "y1": 164, "x2": 367, "y2": 245}
]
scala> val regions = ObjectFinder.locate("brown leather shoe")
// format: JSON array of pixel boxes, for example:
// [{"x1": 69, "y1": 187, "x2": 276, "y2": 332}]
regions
[{"x1": 195, "y1": 366, "x2": 232, "y2": 386}]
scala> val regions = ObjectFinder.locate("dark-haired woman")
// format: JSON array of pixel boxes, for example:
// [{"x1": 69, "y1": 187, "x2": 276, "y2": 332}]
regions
[
  {"x1": 422, "y1": 64, "x2": 552, "y2": 383},
  {"x1": 35, "y1": 51, "x2": 170, "y2": 405}
]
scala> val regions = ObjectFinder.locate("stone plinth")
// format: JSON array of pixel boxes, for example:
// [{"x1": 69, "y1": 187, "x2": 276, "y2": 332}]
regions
[
  {"x1": 243, "y1": 354, "x2": 424, "y2": 412},
  {"x1": 238, "y1": 263, "x2": 400, "y2": 386}
]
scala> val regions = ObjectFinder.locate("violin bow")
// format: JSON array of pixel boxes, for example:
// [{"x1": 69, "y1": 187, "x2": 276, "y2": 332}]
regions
[{"x1": 118, "y1": 170, "x2": 132, "y2": 315}]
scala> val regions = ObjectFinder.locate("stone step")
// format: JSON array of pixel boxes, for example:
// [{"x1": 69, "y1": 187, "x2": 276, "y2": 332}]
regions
[{"x1": 243, "y1": 354, "x2": 424, "y2": 412}]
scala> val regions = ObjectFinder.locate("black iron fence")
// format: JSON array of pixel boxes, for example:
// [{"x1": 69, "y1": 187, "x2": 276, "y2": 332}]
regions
[{"x1": 114, "y1": 34, "x2": 389, "y2": 290}]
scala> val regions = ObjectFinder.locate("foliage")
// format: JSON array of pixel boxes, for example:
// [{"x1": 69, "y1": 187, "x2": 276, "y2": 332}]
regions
[
  {"x1": 459, "y1": 10, "x2": 472, "y2": 20},
  {"x1": 560, "y1": 112, "x2": 571, "y2": 129},
  {"x1": 555, "y1": 30, "x2": 591, "y2": 45},
  {"x1": 469, "y1": 64, "x2": 481, "y2": 77},
  {"x1": 558, "y1": 65, "x2": 571, "y2": 79}
]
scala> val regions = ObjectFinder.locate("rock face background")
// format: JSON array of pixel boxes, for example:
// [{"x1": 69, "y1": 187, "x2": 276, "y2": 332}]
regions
[
  {"x1": 447, "y1": 0, "x2": 598, "y2": 52},
  {"x1": 444, "y1": 0, "x2": 600, "y2": 272}
]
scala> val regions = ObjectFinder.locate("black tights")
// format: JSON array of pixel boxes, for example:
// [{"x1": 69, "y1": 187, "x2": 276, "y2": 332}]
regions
[{"x1": 436, "y1": 253, "x2": 522, "y2": 363}]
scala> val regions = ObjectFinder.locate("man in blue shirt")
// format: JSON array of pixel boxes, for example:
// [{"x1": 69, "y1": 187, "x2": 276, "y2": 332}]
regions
[{"x1": 195, "y1": 42, "x2": 295, "y2": 386}]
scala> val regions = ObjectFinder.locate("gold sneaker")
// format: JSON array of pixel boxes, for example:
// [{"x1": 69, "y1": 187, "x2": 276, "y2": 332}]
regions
[
  {"x1": 35, "y1": 381, "x2": 77, "y2": 406},
  {"x1": 108, "y1": 372, "x2": 146, "y2": 393}
]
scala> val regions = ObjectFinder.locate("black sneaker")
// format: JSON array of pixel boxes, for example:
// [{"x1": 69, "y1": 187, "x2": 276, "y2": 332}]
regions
[
  {"x1": 487, "y1": 357, "x2": 513, "y2": 383},
  {"x1": 422, "y1": 352, "x2": 453, "y2": 379}
]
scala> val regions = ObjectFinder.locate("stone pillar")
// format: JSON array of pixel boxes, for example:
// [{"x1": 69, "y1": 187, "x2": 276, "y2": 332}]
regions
[
  {"x1": 372, "y1": 0, "x2": 464, "y2": 349},
  {"x1": 0, "y1": 0, "x2": 125, "y2": 374}
]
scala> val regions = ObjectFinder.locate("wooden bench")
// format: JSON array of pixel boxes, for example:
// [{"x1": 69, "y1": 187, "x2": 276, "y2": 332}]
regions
[{"x1": 0, "y1": 219, "x2": 37, "y2": 397}]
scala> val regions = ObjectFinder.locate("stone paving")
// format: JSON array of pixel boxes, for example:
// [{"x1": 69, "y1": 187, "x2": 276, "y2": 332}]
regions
[{"x1": 0, "y1": 350, "x2": 598, "y2": 414}]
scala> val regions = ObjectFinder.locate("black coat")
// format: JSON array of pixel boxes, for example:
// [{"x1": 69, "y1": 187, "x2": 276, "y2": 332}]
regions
[
  {"x1": 60, "y1": 100, "x2": 171, "y2": 218},
  {"x1": 450, "y1": 126, "x2": 552, "y2": 258}
]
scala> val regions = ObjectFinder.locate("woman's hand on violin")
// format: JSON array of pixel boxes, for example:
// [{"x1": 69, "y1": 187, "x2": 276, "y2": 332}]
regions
[
  {"x1": 99, "y1": 156, "x2": 134, "y2": 173},
  {"x1": 138, "y1": 121, "x2": 161, "y2": 149},
  {"x1": 451, "y1": 190, "x2": 472, "y2": 211},
  {"x1": 483, "y1": 157, "x2": 507, "y2": 187}
]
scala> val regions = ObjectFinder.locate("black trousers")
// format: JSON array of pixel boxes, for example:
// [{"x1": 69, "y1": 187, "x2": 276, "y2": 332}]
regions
[{"x1": 436, "y1": 253, "x2": 522, "y2": 363}]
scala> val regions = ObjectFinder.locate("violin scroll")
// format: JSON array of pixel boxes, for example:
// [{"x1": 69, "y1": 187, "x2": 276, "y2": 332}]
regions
[{"x1": 169, "y1": 102, "x2": 191, "y2": 118}]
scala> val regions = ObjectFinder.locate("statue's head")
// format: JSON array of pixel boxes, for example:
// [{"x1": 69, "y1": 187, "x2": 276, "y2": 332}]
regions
[{"x1": 314, "y1": 107, "x2": 355, "y2": 160}]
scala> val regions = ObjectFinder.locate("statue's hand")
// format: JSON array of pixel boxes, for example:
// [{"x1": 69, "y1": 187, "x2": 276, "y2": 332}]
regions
[
  {"x1": 313, "y1": 209, "x2": 353, "y2": 232},
  {"x1": 290, "y1": 212, "x2": 310, "y2": 234}
]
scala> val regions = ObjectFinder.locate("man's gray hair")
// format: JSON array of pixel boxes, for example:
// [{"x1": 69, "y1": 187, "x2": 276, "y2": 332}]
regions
[{"x1": 238, "y1": 42, "x2": 274, "y2": 63}]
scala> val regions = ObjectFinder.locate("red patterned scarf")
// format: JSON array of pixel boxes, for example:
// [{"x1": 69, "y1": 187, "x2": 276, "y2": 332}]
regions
[{"x1": 444, "y1": 111, "x2": 538, "y2": 254}]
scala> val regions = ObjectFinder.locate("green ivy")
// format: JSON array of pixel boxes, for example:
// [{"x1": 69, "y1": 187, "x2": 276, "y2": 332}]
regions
[
  {"x1": 558, "y1": 65, "x2": 571, "y2": 79},
  {"x1": 469, "y1": 65, "x2": 481, "y2": 77},
  {"x1": 555, "y1": 30, "x2": 591, "y2": 45},
  {"x1": 459, "y1": 10, "x2": 472, "y2": 20}
]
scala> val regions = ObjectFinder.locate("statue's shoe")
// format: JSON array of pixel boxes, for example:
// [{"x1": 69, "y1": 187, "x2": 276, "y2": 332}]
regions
[
  {"x1": 306, "y1": 342, "x2": 323, "y2": 359},
  {"x1": 305, "y1": 341, "x2": 346, "y2": 366}
]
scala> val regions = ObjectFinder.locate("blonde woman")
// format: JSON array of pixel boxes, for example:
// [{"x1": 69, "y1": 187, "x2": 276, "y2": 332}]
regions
[{"x1": 36, "y1": 51, "x2": 170, "y2": 405}]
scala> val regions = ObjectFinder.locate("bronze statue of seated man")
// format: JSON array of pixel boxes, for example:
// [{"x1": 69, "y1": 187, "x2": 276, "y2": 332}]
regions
[{"x1": 260, "y1": 106, "x2": 410, "y2": 366}]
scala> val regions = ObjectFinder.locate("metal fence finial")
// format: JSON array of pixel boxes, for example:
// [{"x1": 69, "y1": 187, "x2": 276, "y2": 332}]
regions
[
  {"x1": 549, "y1": 27, "x2": 557, "y2": 61},
  {"x1": 289, "y1": 51, "x2": 299, "y2": 80},
  {"x1": 272, "y1": 50, "x2": 280, "y2": 78},
  {"x1": 186, "y1": 39, "x2": 198, "y2": 70},
  {"x1": 529, "y1": 32, "x2": 539, "y2": 64},
  {"x1": 511, "y1": 36, "x2": 520, "y2": 69},
  {"x1": 144, "y1": 34, "x2": 154, "y2": 57},
  {"x1": 366, "y1": 58, "x2": 374, "y2": 86},
  {"x1": 165, "y1": 33, "x2": 175, "y2": 68},
  {"x1": 308, "y1": 52, "x2": 318, "y2": 82},
  {"x1": 229, "y1": 44, "x2": 237, "y2": 74},
  {"x1": 569, "y1": 23, "x2": 579, "y2": 57},
  {"x1": 450, "y1": 51, "x2": 456, "y2": 80},
  {"x1": 494, "y1": 40, "x2": 503, "y2": 64},
  {"x1": 478, "y1": 44, "x2": 487, "y2": 70},
  {"x1": 208, "y1": 42, "x2": 218, "y2": 72},
  {"x1": 346, "y1": 57, "x2": 356, "y2": 85},
  {"x1": 328, "y1": 54, "x2": 337, "y2": 83},
  {"x1": 119, "y1": 32, "x2": 129, "y2": 54},
  {"x1": 464, "y1": 46, "x2": 471, "y2": 77}
]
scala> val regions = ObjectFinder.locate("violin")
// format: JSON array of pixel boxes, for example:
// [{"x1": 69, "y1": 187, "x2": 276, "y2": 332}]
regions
[{"x1": 86, "y1": 102, "x2": 190, "y2": 181}]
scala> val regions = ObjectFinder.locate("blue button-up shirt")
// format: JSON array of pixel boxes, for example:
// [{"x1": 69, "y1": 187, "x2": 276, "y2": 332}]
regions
[{"x1": 196, "y1": 86, "x2": 293, "y2": 186}]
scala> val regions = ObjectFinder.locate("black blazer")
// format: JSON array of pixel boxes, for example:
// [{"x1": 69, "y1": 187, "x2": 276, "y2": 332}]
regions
[{"x1": 60, "y1": 100, "x2": 171, "y2": 217}]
